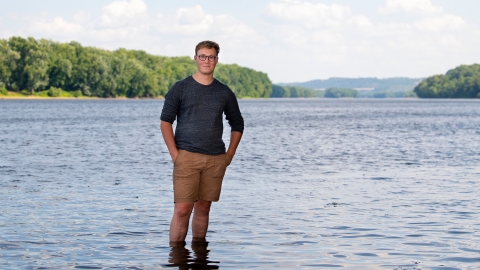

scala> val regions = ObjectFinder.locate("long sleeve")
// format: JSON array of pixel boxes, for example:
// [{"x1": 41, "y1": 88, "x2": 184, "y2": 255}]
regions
[
  {"x1": 160, "y1": 81, "x2": 182, "y2": 124},
  {"x1": 225, "y1": 90, "x2": 244, "y2": 134}
]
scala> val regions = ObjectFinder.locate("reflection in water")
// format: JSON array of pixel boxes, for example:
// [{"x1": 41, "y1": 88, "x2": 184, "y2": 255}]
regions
[{"x1": 166, "y1": 240, "x2": 219, "y2": 269}]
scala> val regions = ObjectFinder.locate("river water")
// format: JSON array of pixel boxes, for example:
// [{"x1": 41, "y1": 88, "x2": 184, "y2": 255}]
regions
[{"x1": 1, "y1": 99, "x2": 480, "y2": 269}]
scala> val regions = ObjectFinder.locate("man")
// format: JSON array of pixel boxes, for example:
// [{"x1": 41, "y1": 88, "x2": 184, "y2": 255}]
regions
[{"x1": 160, "y1": 40, "x2": 244, "y2": 243}]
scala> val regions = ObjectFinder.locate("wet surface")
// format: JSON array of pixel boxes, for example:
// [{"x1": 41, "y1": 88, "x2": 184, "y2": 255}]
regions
[{"x1": 1, "y1": 99, "x2": 480, "y2": 269}]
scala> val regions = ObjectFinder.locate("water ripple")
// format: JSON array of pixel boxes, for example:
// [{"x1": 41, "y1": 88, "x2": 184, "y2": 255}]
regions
[{"x1": 1, "y1": 99, "x2": 480, "y2": 269}]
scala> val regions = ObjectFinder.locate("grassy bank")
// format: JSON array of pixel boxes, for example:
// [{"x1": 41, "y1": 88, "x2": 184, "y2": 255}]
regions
[
  {"x1": 1, "y1": 89, "x2": 91, "y2": 99},
  {"x1": 0, "y1": 90, "x2": 164, "y2": 99}
]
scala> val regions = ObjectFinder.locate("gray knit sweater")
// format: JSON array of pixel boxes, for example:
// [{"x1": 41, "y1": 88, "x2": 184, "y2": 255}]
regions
[{"x1": 160, "y1": 76, "x2": 244, "y2": 155}]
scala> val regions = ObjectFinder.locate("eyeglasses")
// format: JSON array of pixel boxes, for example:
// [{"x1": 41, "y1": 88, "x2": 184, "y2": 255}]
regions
[{"x1": 197, "y1": 55, "x2": 218, "y2": 61}]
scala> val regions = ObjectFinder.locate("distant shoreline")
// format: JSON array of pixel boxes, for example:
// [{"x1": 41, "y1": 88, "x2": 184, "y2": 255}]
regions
[
  {"x1": 0, "y1": 96, "x2": 165, "y2": 100},
  {"x1": 3, "y1": 92, "x2": 479, "y2": 101},
  {"x1": 0, "y1": 92, "x2": 165, "y2": 100}
]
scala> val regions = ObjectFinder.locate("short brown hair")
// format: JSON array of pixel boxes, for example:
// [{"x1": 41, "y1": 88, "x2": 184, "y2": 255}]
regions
[{"x1": 195, "y1": 40, "x2": 220, "y2": 56}]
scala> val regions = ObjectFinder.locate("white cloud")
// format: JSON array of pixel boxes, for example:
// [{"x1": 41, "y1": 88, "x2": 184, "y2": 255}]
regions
[
  {"x1": 257, "y1": 0, "x2": 480, "y2": 81},
  {"x1": 26, "y1": 17, "x2": 85, "y2": 37},
  {"x1": 268, "y1": 24, "x2": 345, "y2": 47},
  {"x1": 415, "y1": 14, "x2": 465, "y2": 32},
  {"x1": 72, "y1": 10, "x2": 92, "y2": 24},
  {"x1": 345, "y1": 15, "x2": 373, "y2": 28},
  {"x1": 439, "y1": 35, "x2": 462, "y2": 47},
  {"x1": 22, "y1": 16, "x2": 147, "y2": 45},
  {"x1": 16, "y1": 1, "x2": 152, "y2": 47},
  {"x1": 89, "y1": 27, "x2": 153, "y2": 45},
  {"x1": 8, "y1": 13, "x2": 19, "y2": 20},
  {"x1": 176, "y1": 5, "x2": 210, "y2": 25},
  {"x1": 213, "y1": 15, "x2": 257, "y2": 37},
  {"x1": 100, "y1": 0, "x2": 148, "y2": 27},
  {"x1": 263, "y1": 0, "x2": 374, "y2": 53},
  {"x1": 266, "y1": 1, "x2": 352, "y2": 28},
  {"x1": 371, "y1": 22, "x2": 413, "y2": 36},
  {"x1": 154, "y1": 5, "x2": 213, "y2": 35},
  {"x1": 153, "y1": 5, "x2": 264, "y2": 44},
  {"x1": 378, "y1": 0, "x2": 444, "y2": 16},
  {"x1": 268, "y1": 25, "x2": 309, "y2": 45},
  {"x1": 7, "y1": 1, "x2": 265, "y2": 59},
  {"x1": 2, "y1": 0, "x2": 479, "y2": 82},
  {"x1": 149, "y1": 6, "x2": 268, "y2": 59}
]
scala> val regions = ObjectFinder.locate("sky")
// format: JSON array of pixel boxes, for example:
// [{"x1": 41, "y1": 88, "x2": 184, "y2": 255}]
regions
[{"x1": 1, "y1": 0, "x2": 480, "y2": 83}]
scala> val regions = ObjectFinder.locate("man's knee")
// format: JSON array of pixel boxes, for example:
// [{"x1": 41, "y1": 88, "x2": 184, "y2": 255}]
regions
[
  {"x1": 194, "y1": 200, "x2": 212, "y2": 215},
  {"x1": 174, "y1": 202, "x2": 194, "y2": 218}
]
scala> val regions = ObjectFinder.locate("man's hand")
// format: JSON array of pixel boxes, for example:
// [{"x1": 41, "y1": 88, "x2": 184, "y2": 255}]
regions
[
  {"x1": 160, "y1": 121, "x2": 179, "y2": 163},
  {"x1": 226, "y1": 131, "x2": 242, "y2": 165},
  {"x1": 226, "y1": 152, "x2": 233, "y2": 164},
  {"x1": 171, "y1": 149, "x2": 179, "y2": 163}
]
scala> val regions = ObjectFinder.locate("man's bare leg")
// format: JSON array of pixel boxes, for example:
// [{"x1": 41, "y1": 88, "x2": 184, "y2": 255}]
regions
[
  {"x1": 170, "y1": 202, "x2": 194, "y2": 242},
  {"x1": 192, "y1": 199, "x2": 212, "y2": 239}
]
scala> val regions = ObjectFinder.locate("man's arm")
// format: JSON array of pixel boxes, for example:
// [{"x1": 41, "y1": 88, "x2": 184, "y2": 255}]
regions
[
  {"x1": 226, "y1": 131, "x2": 242, "y2": 162},
  {"x1": 224, "y1": 89, "x2": 244, "y2": 163},
  {"x1": 160, "y1": 121, "x2": 179, "y2": 162}
]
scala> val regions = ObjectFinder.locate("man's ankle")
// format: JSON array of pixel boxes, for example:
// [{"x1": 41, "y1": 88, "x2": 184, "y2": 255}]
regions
[
  {"x1": 191, "y1": 237, "x2": 207, "y2": 243},
  {"x1": 169, "y1": 240, "x2": 186, "y2": 247}
]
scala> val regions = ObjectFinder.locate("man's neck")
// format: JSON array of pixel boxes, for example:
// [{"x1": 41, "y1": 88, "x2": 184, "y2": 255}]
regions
[{"x1": 192, "y1": 72, "x2": 214, "y2": 85}]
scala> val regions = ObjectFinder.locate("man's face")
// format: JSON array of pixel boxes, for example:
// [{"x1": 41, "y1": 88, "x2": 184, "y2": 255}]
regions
[{"x1": 194, "y1": 47, "x2": 218, "y2": 75}]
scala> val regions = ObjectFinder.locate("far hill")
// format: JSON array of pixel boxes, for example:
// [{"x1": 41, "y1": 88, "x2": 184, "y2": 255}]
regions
[{"x1": 280, "y1": 77, "x2": 423, "y2": 92}]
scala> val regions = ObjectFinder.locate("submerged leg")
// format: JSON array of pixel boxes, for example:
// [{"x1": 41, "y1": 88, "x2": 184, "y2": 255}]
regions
[
  {"x1": 192, "y1": 199, "x2": 212, "y2": 239},
  {"x1": 170, "y1": 202, "x2": 194, "y2": 242}
]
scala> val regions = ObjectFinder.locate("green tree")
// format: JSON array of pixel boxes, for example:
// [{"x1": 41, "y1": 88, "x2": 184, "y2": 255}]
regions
[
  {"x1": 47, "y1": 86, "x2": 61, "y2": 97},
  {"x1": 47, "y1": 42, "x2": 75, "y2": 89},
  {"x1": 325, "y1": 88, "x2": 358, "y2": 98},
  {"x1": 414, "y1": 64, "x2": 480, "y2": 98},
  {"x1": 403, "y1": 91, "x2": 417, "y2": 98},
  {"x1": 7, "y1": 37, "x2": 50, "y2": 93},
  {"x1": 271, "y1": 85, "x2": 322, "y2": 98},
  {"x1": 1, "y1": 36, "x2": 275, "y2": 98},
  {"x1": 0, "y1": 86, "x2": 8, "y2": 95},
  {"x1": 0, "y1": 40, "x2": 21, "y2": 90},
  {"x1": 24, "y1": 47, "x2": 50, "y2": 93},
  {"x1": 216, "y1": 64, "x2": 271, "y2": 98},
  {"x1": 271, "y1": 84, "x2": 290, "y2": 97}
]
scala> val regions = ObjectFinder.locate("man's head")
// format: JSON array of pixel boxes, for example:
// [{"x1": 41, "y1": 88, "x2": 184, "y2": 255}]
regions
[
  {"x1": 195, "y1": 40, "x2": 220, "y2": 56},
  {"x1": 194, "y1": 41, "x2": 220, "y2": 76}
]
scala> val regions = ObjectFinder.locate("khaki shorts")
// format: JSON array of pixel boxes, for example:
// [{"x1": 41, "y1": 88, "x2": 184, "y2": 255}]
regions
[{"x1": 173, "y1": 150, "x2": 230, "y2": 203}]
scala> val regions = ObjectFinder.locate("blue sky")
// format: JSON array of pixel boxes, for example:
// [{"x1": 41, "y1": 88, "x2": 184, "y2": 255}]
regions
[{"x1": 1, "y1": 0, "x2": 479, "y2": 83}]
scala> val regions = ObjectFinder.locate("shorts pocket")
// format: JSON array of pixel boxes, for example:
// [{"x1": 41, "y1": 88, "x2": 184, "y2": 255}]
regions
[
  {"x1": 173, "y1": 150, "x2": 183, "y2": 166},
  {"x1": 212, "y1": 154, "x2": 229, "y2": 178}
]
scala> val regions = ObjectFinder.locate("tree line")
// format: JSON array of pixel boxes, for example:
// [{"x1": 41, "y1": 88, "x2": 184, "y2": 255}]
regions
[
  {"x1": 414, "y1": 64, "x2": 480, "y2": 98},
  {"x1": 290, "y1": 77, "x2": 422, "y2": 91},
  {"x1": 357, "y1": 89, "x2": 417, "y2": 98},
  {"x1": 324, "y1": 88, "x2": 358, "y2": 98},
  {"x1": 0, "y1": 37, "x2": 272, "y2": 98},
  {"x1": 4, "y1": 37, "x2": 478, "y2": 99},
  {"x1": 271, "y1": 84, "x2": 324, "y2": 98}
]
